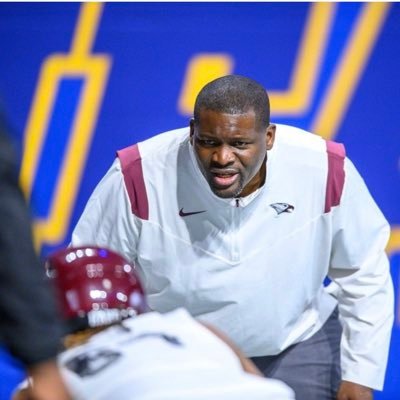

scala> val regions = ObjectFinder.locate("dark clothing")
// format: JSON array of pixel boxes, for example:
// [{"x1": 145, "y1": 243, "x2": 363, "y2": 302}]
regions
[
  {"x1": 0, "y1": 119, "x2": 63, "y2": 366},
  {"x1": 251, "y1": 307, "x2": 342, "y2": 400}
]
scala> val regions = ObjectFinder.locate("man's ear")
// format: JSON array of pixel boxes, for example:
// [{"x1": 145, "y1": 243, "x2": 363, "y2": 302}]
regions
[
  {"x1": 266, "y1": 124, "x2": 276, "y2": 150},
  {"x1": 189, "y1": 118, "x2": 195, "y2": 145}
]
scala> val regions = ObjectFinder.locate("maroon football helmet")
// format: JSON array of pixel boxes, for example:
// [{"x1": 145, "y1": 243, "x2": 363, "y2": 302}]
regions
[{"x1": 46, "y1": 246, "x2": 147, "y2": 332}]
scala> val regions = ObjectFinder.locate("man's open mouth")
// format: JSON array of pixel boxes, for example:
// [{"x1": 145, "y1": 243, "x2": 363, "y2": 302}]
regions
[{"x1": 210, "y1": 170, "x2": 239, "y2": 188}]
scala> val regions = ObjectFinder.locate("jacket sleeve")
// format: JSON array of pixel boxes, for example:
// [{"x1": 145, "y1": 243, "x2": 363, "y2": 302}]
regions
[
  {"x1": 327, "y1": 158, "x2": 394, "y2": 390},
  {"x1": 0, "y1": 127, "x2": 63, "y2": 366},
  {"x1": 71, "y1": 158, "x2": 140, "y2": 263}
]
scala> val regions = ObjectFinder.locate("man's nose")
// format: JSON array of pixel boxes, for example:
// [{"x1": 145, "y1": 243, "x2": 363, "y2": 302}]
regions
[{"x1": 212, "y1": 145, "x2": 235, "y2": 166}]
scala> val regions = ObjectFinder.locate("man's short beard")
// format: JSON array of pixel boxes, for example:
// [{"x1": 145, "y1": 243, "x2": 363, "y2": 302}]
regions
[{"x1": 212, "y1": 175, "x2": 245, "y2": 199}]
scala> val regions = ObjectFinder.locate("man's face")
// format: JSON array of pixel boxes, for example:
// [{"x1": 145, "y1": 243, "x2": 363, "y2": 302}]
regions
[{"x1": 190, "y1": 108, "x2": 275, "y2": 198}]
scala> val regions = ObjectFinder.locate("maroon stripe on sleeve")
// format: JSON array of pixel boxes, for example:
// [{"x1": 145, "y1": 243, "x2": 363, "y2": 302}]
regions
[
  {"x1": 117, "y1": 144, "x2": 149, "y2": 220},
  {"x1": 324, "y1": 140, "x2": 346, "y2": 213}
]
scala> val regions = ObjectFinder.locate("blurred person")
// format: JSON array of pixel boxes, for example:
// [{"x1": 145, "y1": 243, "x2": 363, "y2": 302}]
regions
[
  {"x1": 0, "y1": 111, "x2": 70, "y2": 400},
  {"x1": 71, "y1": 75, "x2": 394, "y2": 400},
  {"x1": 14, "y1": 246, "x2": 295, "y2": 399}
]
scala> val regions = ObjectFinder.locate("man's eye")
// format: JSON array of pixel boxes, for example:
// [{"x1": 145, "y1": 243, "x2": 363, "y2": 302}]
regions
[
  {"x1": 233, "y1": 141, "x2": 247, "y2": 148},
  {"x1": 199, "y1": 139, "x2": 216, "y2": 146}
]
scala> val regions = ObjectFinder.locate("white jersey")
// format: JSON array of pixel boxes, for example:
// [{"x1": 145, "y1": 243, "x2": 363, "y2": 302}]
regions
[
  {"x1": 72, "y1": 124, "x2": 394, "y2": 390},
  {"x1": 59, "y1": 309, "x2": 294, "y2": 399}
]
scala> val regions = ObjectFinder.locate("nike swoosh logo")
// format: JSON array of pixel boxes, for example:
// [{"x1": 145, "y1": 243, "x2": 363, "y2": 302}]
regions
[{"x1": 179, "y1": 208, "x2": 206, "y2": 217}]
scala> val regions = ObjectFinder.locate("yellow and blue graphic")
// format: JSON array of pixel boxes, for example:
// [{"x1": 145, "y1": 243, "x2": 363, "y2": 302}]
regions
[
  {"x1": 19, "y1": 3, "x2": 111, "y2": 249},
  {"x1": 0, "y1": 3, "x2": 399, "y2": 399}
]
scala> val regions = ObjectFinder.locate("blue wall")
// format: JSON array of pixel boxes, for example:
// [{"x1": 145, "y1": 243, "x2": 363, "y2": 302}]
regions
[{"x1": 0, "y1": 3, "x2": 399, "y2": 398}]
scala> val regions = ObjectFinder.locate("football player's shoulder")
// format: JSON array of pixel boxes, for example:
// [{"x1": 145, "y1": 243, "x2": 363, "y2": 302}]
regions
[{"x1": 129, "y1": 308, "x2": 193, "y2": 326}]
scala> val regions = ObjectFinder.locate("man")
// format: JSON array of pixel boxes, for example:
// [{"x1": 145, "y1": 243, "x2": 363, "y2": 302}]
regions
[
  {"x1": 72, "y1": 75, "x2": 394, "y2": 399},
  {"x1": 15, "y1": 246, "x2": 295, "y2": 399},
  {"x1": 0, "y1": 111, "x2": 70, "y2": 400}
]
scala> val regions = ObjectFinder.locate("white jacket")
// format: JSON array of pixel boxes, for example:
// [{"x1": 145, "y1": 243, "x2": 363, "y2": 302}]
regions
[{"x1": 72, "y1": 124, "x2": 394, "y2": 390}]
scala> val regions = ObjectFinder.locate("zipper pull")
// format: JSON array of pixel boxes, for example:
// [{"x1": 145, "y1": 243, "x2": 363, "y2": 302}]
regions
[{"x1": 235, "y1": 198, "x2": 240, "y2": 207}]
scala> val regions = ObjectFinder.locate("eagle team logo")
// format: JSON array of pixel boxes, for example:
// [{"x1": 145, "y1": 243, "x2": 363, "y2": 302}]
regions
[{"x1": 270, "y1": 203, "x2": 295, "y2": 215}]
